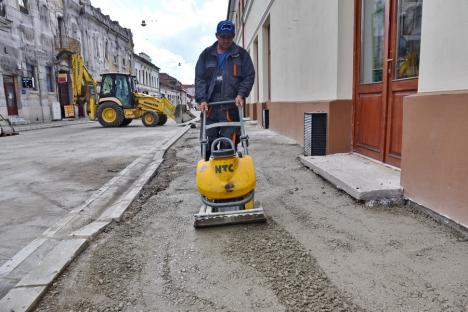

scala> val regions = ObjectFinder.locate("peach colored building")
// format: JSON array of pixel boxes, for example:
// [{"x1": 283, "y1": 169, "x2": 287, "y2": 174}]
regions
[{"x1": 228, "y1": 0, "x2": 468, "y2": 228}]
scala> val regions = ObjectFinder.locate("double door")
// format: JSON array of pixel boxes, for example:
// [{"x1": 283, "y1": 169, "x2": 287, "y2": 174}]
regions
[{"x1": 353, "y1": 0, "x2": 423, "y2": 167}]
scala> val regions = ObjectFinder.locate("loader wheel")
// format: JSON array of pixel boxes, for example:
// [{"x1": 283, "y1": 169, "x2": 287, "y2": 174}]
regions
[
  {"x1": 157, "y1": 114, "x2": 168, "y2": 126},
  {"x1": 142, "y1": 111, "x2": 159, "y2": 127},
  {"x1": 97, "y1": 102, "x2": 124, "y2": 127},
  {"x1": 120, "y1": 119, "x2": 133, "y2": 127}
]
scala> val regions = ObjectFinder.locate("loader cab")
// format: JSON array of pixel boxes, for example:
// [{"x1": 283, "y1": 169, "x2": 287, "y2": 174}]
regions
[{"x1": 99, "y1": 73, "x2": 135, "y2": 108}]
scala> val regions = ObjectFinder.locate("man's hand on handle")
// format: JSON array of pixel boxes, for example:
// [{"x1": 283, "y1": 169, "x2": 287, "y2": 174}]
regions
[
  {"x1": 199, "y1": 97, "x2": 243, "y2": 111},
  {"x1": 235, "y1": 95, "x2": 245, "y2": 107},
  {"x1": 199, "y1": 101, "x2": 208, "y2": 112}
]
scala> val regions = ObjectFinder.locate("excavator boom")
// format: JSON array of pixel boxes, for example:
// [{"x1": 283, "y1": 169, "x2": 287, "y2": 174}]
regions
[{"x1": 70, "y1": 53, "x2": 97, "y2": 120}]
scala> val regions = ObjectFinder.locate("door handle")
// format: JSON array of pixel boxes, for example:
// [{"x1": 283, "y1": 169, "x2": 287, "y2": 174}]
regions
[{"x1": 386, "y1": 58, "x2": 394, "y2": 62}]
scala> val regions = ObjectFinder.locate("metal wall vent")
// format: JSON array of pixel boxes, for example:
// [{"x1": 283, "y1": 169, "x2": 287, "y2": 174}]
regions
[
  {"x1": 262, "y1": 109, "x2": 269, "y2": 129},
  {"x1": 304, "y1": 112, "x2": 327, "y2": 156}
]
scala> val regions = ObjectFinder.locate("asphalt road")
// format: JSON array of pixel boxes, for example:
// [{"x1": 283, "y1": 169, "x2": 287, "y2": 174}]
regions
[
  {"x1": 34, "y1": 126, "x2": 468, "y2": 312},
  {"x1": 0, "y1": 119, "x2": 182, "y2": 267}
]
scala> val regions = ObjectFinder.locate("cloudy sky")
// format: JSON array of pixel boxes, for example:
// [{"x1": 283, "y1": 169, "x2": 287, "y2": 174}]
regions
[{"x1": 90, "y1": 0, "x2": 229, "y2": 84}]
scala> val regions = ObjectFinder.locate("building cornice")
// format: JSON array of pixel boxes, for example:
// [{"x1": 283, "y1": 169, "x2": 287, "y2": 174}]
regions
[{"x1": 133, "y1": 53, "x2": 160, "y2": 70}]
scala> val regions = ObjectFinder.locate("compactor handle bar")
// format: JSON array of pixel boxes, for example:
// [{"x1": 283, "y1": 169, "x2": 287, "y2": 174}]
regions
[{"x1": 200, "y1": 100, "x2": 248, "y2": 159}]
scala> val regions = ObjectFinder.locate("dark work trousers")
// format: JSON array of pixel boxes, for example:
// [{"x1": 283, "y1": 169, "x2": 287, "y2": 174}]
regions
[{"x1": 202, "y1": 105, "x2": 240, "y2": 161}]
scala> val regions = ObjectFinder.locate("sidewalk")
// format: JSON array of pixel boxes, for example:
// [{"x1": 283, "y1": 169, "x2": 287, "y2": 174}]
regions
[{"x1": 12, "y1": 118, "x2": 92, "y2": 132}]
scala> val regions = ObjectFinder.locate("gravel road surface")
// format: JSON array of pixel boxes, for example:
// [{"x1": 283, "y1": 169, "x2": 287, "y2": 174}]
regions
[{"x1": 34, "y1": 126, "x2": 468, "y2": 312}]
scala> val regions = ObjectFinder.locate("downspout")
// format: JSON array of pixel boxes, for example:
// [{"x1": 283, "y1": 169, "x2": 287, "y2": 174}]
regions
[
  {"x1": 242, "y1": 0, "x2": 245, "y2": 48},
  {"x1": 226, "y1": 0, "x2": 232, "y2": 19},
  {"x1": 33, "y1": 0, "x2": 45, "y2": 122}
]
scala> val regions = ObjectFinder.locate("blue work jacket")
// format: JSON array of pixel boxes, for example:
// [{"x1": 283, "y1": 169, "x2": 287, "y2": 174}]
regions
[{"x1": 195, "y1": 42, "x2": 255, "y2": 104}]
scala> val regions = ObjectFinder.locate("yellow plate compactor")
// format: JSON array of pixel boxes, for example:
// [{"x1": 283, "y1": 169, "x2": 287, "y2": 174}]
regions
[{"x1": 194, "y1": 100, "x2": 266, "y2": 228}]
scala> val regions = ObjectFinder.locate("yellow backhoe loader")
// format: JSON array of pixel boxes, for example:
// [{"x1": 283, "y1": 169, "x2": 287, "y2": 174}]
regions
[{"x1": 56, "y1": 50, "x2": 195, "y2": 127}]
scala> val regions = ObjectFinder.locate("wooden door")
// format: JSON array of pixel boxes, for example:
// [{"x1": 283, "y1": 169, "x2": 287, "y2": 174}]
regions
[
  {"x1": 3, "y1": 75, "x2": 18, "y2": 116},
  {"x1": 353, "y1": 0, "x2": 422, "y2": 167}
]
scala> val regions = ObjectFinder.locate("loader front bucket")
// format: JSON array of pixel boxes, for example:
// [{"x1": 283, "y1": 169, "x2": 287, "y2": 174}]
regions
[{"x1": 175, "y1": 104, "x2": 197, "y2": 124}]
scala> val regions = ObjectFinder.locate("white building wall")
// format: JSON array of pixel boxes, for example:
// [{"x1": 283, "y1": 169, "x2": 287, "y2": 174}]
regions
[
  {"x1": 418, "y1": 0, "x2": 468, "y2": 92},
  {"x1": 337, "y1": 0, "x2": 354, "y2": 100},
  {"x1": 272, "y1": 0, "x2": 338, "y2": 101},
  {"x1": 160, "y1": 86, "x2": 178, "y2": 104},
  {"x1": 133, "y1": 57, "x2": 160, "y2": 96},
  {"x1": 242, "y1": 0, "x2": 272, "y2": 46},
  {"x1": 239, "y1": 0, "x2": 354, "y2": 103}
]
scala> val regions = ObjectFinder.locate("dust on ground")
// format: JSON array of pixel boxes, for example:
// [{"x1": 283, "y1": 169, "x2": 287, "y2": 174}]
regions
[{"x1": 34, "y1": 127, "x2": 468, "y2": 312}]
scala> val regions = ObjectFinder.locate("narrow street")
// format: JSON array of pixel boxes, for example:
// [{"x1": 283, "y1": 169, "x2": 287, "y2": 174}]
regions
[{"x1": 33, "y1": 126, "x2": 468, "y2": 312}]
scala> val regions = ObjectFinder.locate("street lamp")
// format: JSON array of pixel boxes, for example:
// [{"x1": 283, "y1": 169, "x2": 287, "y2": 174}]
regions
[{"x1": 141, "y1": 19, "x2": 157, "y2": 27}]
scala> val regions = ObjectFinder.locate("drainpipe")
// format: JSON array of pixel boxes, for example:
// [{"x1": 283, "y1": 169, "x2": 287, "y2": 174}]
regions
[
  {"x1": 33, "y1": 30, "x2": 45, "y2": 122},
  {"x1": 242, "y1": 0, "x2": 245, "y2": 48},
  {"x1": 36, "y1": 62, "x2": 45, "y2": 122}
]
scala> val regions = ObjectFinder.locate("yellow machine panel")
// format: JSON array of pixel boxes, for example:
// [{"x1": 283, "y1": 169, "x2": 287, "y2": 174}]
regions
[
  {"x1": 196, "y1": 155, "x2": 256, "y2": 200},
  {"x1": 123, "y1": 109, "x2": 137, "y2": 119}
]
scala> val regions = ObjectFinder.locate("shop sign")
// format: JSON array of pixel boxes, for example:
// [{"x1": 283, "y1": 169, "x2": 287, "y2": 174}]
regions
[
  {"x1": 57, "y1": 73, "x2": 68, "y2": 84},
  {"x1": 22, "y1": 77, "x2": 34, "y2": 88},
  {"x1": 64, "y1": 105, "x2": 75, "y2": 118}
]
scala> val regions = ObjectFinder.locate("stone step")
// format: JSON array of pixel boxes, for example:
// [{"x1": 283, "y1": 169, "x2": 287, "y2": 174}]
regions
[{"x1": 300, "y1": 153, "x2": 403, "y2": 202}]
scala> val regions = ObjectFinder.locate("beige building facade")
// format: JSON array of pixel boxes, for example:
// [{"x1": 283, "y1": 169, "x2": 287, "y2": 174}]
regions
[{"x1": 229, "y1": 0, "x2": 468, "y2": 228}]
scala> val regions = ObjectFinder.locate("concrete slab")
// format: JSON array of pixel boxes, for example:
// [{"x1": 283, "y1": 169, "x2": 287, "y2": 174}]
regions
[
  {"x1": 0, "y1": 285, "x2": 47, "y2": 312},
  {"x1": 299, "y1": 153, "x2": 402, "y2": 201},
  {"x1": 0, "y1": 277, "x2": 18, "y2": 300},
  {"x1": 0, "y1": 239, "x2": 59, "y2": 286},
  {"x1": 16, "y1": 239, "x2": 87, "y2": 287},
  {"x1": 70, "y1": 221, "x2": 111, "y2": 239},
  {"x1": 0, "y1": 238, "x2": 47, "y2": 277}
]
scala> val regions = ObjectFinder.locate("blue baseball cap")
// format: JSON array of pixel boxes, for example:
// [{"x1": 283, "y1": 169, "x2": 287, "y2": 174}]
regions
[{"x1": 216, "y1": 20, "x2": 235, "y2": 36}]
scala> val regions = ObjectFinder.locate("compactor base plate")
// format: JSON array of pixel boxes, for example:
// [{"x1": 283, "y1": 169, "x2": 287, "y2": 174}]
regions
[{"x1": 193, "y1": 202, "x2": 266, "y2": 228}]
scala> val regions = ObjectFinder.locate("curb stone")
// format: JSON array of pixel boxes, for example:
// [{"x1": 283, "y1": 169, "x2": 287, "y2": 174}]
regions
[{"x1": 13, "y1": 119, "x2": 92, "y2": 133}]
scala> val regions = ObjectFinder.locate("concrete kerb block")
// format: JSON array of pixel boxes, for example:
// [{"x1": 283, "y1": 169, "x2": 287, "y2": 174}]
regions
[
  {"x1": 70, "y1": 220, "x2": 111, "y2": 239},
  {"x1": 97, "y1": 125, "x2": 191, "y2": 223},
  {"x1": 42, "y1": 213, "x2": 82, "y2": 238},
  {"x1": 0, "y1": 239, "x2": 48, "y2": 277},
  {"x1": 161, "y1": 125, "x2": 191, "y2": 151},
  {"x1": 98, "y1": 199, "x2": 133, "y2": 222},
  {"x1": 97, "y1": 160, "x2": 162, "y2": 222},
  {"x1": 0, "y1": 285, "x2": 47, "y2": 312},
  {"x1": 0, "y1": 239, "x2": 87, "y2": 311},
  {"x1": 15, "y1": 238, "x2": 87, "y2": 287}
]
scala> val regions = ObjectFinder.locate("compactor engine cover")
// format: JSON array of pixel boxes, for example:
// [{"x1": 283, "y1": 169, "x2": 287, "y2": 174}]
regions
[{"x1": 196, "y1": 155, "x2": 255, "y2": 207}]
